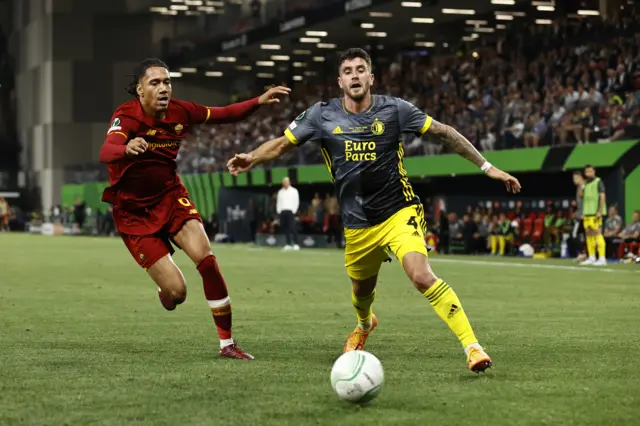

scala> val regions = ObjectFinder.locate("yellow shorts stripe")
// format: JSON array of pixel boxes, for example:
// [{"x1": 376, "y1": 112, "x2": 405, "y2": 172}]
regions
[{"x1": 284, "y1": 128, "x2": 299, "y2": 145}]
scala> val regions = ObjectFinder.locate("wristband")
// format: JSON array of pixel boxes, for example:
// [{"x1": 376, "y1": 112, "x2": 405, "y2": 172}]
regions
[{"x1": 481, "y1": 161, "x2": 492, "y2": 173}]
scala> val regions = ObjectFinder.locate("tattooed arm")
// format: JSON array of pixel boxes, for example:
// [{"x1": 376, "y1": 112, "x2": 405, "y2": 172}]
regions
[
  {"x1": 425, "y1": 118, "x2": 522, "y2": 193},
  {"x1": 425, "y1": 119, "x2": 486, "y2": 167}
]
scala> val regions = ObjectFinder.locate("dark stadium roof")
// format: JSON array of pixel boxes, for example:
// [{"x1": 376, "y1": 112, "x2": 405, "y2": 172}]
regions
[{"x1": 147, "y1": 0, "x2": 604, "y2": 81}]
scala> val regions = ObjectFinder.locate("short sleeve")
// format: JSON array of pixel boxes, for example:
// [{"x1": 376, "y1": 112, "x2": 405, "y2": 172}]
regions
[
  {"x1": 397, "y1": 98, "x2": 432, "y2": 135},
  {"x1": 106, "y1": 113, "x2": 138, "y2": 141},
  {"x1": 283, "y1": 102, "x2": 322, "y2": 146},
  {"x1": 180, "y1": 101, "x2": 210, "y2": 125},
  {"x1": 598, "y1": 179, "x2": 606, "y2": 193}
]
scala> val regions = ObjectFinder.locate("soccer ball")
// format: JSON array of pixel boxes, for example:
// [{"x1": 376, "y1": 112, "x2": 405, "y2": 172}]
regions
[{"x1": 330, "y1": 350, "x2": 384, "y2": 404}]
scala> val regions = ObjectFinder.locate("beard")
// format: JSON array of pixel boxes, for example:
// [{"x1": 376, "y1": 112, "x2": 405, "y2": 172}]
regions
[{"x1": 344, "y1": 83, "x2": 369, "y2": 101}]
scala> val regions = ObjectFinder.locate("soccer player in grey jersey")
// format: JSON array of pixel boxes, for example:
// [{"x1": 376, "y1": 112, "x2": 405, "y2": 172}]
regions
[{"x1": 227, "y1": 48, "x2": 521, "y2": 372}]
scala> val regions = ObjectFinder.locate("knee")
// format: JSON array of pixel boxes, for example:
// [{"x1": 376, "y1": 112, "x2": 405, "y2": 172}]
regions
[
  {"x1": 409, "y1": 269, "x2": 439, "y2": 293},
  {"x1": 169, "y1": 284, "x2": 187, "y2": 304}
]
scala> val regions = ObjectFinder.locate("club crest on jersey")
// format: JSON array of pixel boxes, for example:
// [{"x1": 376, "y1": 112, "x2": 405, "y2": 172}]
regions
[
  {"x1": 175, "y1": 124, "x2": 184, "y2": 134},
  {"x1": 371, "y1": 118, "x2": 385, "y2": 136},
  {"x1": 146, "y1": 129, "x2": 157, "y2": 136},
  {"x1": 295, "y1": 111, "x2": 306, "y2": 121}
]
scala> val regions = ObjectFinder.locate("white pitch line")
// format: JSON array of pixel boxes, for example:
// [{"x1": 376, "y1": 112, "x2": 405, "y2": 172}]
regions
[
  {"x1": 423, "y1": 257, "x2": 636, "y2": 274},
  {"x1": 217, "y1": 244, "x2": 638, "y2": 274}
]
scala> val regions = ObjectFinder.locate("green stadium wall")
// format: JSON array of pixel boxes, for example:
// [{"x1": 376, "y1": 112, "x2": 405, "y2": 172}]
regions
[{"x1": 62, "y1": 141, "x2": 640, "y2": 222}]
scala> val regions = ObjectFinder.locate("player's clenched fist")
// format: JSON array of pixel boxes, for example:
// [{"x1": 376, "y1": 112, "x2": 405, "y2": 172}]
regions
[{"x1": 126, "y1": 137, "x2": 148, "y2": 156}]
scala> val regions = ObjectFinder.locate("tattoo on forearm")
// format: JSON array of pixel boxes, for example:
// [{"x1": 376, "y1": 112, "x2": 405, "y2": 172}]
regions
[{"x1": 427, "y1": 120, "x2": 485, "y2": 167}]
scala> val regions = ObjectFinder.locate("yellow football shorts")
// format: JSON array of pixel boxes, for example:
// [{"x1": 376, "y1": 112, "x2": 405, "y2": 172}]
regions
[
  {"x1": 583, "y1": 216, "x2": 602, "y2": 231},
  {"x1": 344, "y1": 204, "x2": 428, "y2": 281}
]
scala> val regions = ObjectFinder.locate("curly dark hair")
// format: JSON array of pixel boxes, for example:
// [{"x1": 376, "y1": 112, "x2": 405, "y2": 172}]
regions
[
  {"x1": 337, "y1": 48, "x2": 372, "y2": 72},
  {"x1": 125, "y1": 58, "x2": 169, "y2": 97}
]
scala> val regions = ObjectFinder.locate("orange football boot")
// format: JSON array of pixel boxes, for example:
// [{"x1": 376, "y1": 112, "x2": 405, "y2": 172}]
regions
[{"x1": 344, "y1": 314, "x2": 378, "y2": 352}]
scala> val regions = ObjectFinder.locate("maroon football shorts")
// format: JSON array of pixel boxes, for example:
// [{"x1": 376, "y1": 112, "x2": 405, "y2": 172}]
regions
[{"x1": 119, "y1": 195, "x2": 202, "y2": 270}]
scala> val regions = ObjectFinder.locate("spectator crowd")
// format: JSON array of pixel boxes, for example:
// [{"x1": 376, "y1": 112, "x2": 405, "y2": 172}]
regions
[{"x1": 176, "y1": 11, "x2": 640, "y2": 174}]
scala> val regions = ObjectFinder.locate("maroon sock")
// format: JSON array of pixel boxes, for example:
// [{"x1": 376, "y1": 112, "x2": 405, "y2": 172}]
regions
[{"x1": 197, "y1": 255, "x2": 232, "y2": 340}]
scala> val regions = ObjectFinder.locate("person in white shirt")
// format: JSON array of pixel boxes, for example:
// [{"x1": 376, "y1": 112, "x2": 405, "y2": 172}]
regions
[{"x1": 276, "y1": 177, "x2": 300, "y2": 250}]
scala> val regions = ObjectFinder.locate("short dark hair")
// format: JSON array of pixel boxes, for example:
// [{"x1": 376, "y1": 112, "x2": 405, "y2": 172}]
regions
[
  {"x1": 125, "y1": 58, "x2": 169, "y2": 97},
  {"x1": 584, "y1": 164, "x2": 594, "y2": 170},
  {"x1": 337, "y1": 48, "x2": 372, "y2": 73}
]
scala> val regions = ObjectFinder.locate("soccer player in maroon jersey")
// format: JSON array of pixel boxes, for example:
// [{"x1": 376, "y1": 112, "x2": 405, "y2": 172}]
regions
[{"x1": 99, "y1": 58, "x2": 290, "y2": 360}]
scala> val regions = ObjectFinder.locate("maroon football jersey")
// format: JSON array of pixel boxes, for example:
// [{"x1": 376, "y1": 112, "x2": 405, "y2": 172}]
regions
[{"x1": 102, "y1": 98, "x2": 209, "y2": 209}]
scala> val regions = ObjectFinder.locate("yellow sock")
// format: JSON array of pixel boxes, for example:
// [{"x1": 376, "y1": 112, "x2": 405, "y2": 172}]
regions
[
  {"x1": 595, "y1": 234, "x2": 606, "y2": 259},
  {"x1": 490, "y1": 236, "x2": 497, "y2": 254},
  {"x1": 424, "y1": 279, "x2": 478, "y2": 348},
  {"x1": 586, "y1": 235, "x2": 596, "y2": 258},
  {"x1": 499, "y1": 236, "x2": 506, "y2": 255},
  {"x1": 352, "y1": 289, "x2": 375, "y2": 329}
]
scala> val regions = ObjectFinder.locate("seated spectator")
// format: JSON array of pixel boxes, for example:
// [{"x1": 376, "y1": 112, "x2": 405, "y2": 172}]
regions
[
  {"x1": 616, "y1": 211, "x2": 640, "y2": 259},
  {"x1": 604, "y1": 205, "x2": 623, "y2": 258}
]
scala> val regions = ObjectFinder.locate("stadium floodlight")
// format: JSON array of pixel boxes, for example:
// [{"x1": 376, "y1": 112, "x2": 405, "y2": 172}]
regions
[
  {"x1": 293, "y1": 49, "x2": 312, "y2": 55},
  {"x1": 300, "y1": 37, "x2": 321, "y2": 43},
  {"x1": 535, "y1": 19, "x2": 552, "y2": 24},
  {"x1": 401, "y1": 2, "x2": 421, "y2": 7},
  {"x1": 494, "y1": 10, "x2": 525, "y2": 16},
  {"x1": 169, "y1": 72, "x2": 183, "y2": 77},
  {"x1": 179, "y1": 67, "x2": 197, "y2": 73},
  {"x1": 216, "y1": 56, "x2": 236, "y2": 62},
  {"x1": 466, "y1": 20, "x2": 487, "y2": 25},
  {"x1": 256, "y1": 73, "x2": 275, "y2": 78},
  {"x1": 470, "y1": 33, "x2": 479, "y2": 39},
  {"x1": 271, "y1": 55, "x2": 290, "y2": 61},
  {"x1": 462, "y1": 36, "x2": 474, "y2": 41},
  {"x1": 442, "y1": 8, "x2": 475, "y2": 15},
  {"x1": 150, "y1": 7, "x2": 168, "y2": 12},
  {"x1": 414, "y1": 41, "x2": 435, "y2": 47},
  {"x1": 185, "y1": 0, "x2": 203, "y2": 5},
  {"x1": 293, "y1": 62, "x2": 307, "y2": 68},
  {"x1": 207, "y1": 1, "x2": 224, "y2": 5},
  {"x1": 161, "y1": 10, "x2": 178, "y2": 15},
  {"x1": 496, "y1": 14, "x2": 514, "y2": 20},
  {"x1": 205, "y1": 71, "x2": 223, "y2": 77},
  {"x1": 236, "y1": 65, "x2": 252, "y2": 71},
  {"x1": 170, "y1": 5, "x2": 188, "y2": 10},
  {"x1": 474, "y1": 27, "x2": 495, "y2": 33},
  {"x1": 318, "y1": 43, "x2": 337, "y2": 48},
  {"x1": 256, "y1": 61, "x2": 275, "y2": 66},
  {"x1": 171, "y1": 0, "x2": 185, "y2": 2},
  {"x1": 361, "y1": 23, "x2": 375, "y2": 28},
  {"x1": 197, "y1": 6, "x2": 216, "y2": 12},
  {"x1": 369, "y1": 12, "x2": 392, "y2": 17},
  {"x1": 496, "y1": 24, "x2": 507, "y2": 29},
  {"x1": 304, "y1": 71, "x2": 317, "y2": 76},
  {"x1": 365, "y1": 32, "x2": 387, "y2": 37},
  {"x1": 537, "y1": 5, "x2": 555, "y2": 11},
  {"x1": 491, "y1": 0, "x2": 515, "y2": 4},
  {"x1": 578, "y1": 10, "x2": 600, "y2": 15},
  {"x1": 306, "y1": 31, "x2": 328, "y2": 36},
  {"x1": 293, "y1": 76, "x2": 303, "y2": 81},
  {"x1": 313, "y1": 57, "x2": 325, "y2": 62},
  {"x1": 260, "y1": 44, "x2": 281, "y2": 50},
  {"x1": 531, "y1": 1, "x2": 555, "y2": 5},
  {"x1": 411, "y1": 18, "x2": 434, "y2": 23}
]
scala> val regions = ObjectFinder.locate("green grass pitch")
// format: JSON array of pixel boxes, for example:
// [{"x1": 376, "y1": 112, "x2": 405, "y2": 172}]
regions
[{"x1": 1, "y1": 233, "x2": 639, "y2": 425}]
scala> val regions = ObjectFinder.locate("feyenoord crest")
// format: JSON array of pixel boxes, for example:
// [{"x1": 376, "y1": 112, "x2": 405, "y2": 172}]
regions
[
  {"x1": 175, "y1": 123, "x2": 184, "y2": 134},
  {"x1": 371, "y1": 118, "x2": 385, "y2": 136}
]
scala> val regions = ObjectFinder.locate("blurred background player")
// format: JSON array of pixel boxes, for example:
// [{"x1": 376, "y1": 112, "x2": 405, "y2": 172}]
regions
[
  {"x1": 572, "y1": 171, "x2": 586, "y2": 260},
  {"x1": 0, "y1": 197, "x2": 9, "y2": 232},
  {"x1": 579, "y1": 164, "x2": 607, "y2": 265},
  {"x1": 276, "y1": 176, "x2": 300, "y2": 251},
  {"x1": 227, "y1": 48, "x2": 522, "y2": 373},
  {"x1": 99, "y1": 58, "x2": 290, "y2": 360}
]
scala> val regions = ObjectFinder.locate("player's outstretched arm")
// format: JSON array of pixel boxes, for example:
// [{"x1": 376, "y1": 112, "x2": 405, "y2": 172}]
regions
[
  {"x1": 227, "y1": 136, "x2": 294, "y2": 176},
  {"x1": 208, "y1": 86, "x2": 291, "y2": 124},
  {"x1": 426, "y1": 119, "x2": 522, "y2": 193}
]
